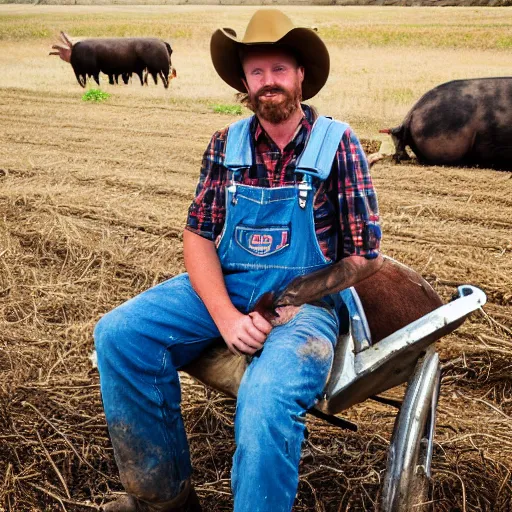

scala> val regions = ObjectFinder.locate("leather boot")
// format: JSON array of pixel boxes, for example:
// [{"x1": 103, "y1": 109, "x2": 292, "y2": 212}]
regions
[{"x1": 101, "y1": 480, "x2": 202, "y2": 512}]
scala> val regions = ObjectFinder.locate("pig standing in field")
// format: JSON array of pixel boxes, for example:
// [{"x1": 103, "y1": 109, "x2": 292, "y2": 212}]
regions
[
  {"x1": 50, "y1": 32, "x2": 176, "y2": 88},
  {"x1": 380, "y1": 77, "x2": 512, "y2": 171}
]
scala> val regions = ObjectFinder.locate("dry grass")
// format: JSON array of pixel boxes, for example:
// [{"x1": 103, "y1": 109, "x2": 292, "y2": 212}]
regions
[{"x1": 0, "y1": 5, "x2": 511, "y2": 512}]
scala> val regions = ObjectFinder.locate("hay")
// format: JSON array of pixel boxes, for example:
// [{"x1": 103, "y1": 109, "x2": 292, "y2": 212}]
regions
[
  {"x1": 1, "y1": 8, "x2": 511, "y2": 509},
  {"x1": 1, "y1": 100, "x2": 511, "y2": 512}
]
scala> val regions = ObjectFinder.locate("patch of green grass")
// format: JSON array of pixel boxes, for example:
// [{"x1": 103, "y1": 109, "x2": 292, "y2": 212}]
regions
[
  {"x1": 212, "y1": 103, "x2": 242, "y2": 116},
  {"x1": 82, "y1": 88, "x2": 110, "y2": 102},
  {"x1": 496, "y1": 34, "x2": 512, "y2": 49}
]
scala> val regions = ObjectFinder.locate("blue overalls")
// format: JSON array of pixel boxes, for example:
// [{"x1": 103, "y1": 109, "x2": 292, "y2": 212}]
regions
[{"x1": 94, "y1": 116, "x2": 348, "y2": 511}]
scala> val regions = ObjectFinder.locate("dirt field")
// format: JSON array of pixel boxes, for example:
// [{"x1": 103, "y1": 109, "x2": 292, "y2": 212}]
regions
[{"x1": 0, "y1": 5, "x2": 511, "y2": 512}]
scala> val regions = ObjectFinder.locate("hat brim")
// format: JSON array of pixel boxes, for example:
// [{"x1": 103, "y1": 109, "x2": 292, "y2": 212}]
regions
[{"x1": 210, "y1": 27, "x2": 329, "y2": 101}]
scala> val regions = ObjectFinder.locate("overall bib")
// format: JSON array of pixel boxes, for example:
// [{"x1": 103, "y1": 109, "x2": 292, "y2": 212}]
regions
[{"x1": 94, "y1": 116, "x2": 347, "y2": 511}]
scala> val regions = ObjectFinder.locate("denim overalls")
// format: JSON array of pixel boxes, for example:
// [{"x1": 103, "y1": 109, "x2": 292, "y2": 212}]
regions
[{"x1": 95, "y1": 116, "x2": 347, "y2": 511}]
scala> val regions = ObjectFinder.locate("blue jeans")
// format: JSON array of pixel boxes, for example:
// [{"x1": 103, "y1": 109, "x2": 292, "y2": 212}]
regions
[{"x1": 95, "y1": 273, "x2": 339, "y2": 511}]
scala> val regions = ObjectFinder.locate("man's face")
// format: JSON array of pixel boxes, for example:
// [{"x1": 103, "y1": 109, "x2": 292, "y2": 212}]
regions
[{"x1": 241, "y1": 48, "x2": 304, "y2": 124}]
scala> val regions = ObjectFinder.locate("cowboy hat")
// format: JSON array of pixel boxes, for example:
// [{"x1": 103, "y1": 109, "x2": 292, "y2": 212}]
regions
[{"x1": 210, "y1": 9, "x2": 330, "y2": 100}]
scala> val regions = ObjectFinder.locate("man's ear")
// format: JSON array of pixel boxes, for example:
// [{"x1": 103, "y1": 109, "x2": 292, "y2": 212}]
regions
[
  {"x1": 298, "y1": 65, "x2": 305, "y2": 84},
  {"x1": 241, "y1": 77, "x2": 250, "y2": 93}
]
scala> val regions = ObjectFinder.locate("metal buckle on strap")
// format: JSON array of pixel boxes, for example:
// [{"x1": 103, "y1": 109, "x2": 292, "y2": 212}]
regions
[
  {"x1": 298, "y1": 181, "x2": 311, "y2": 209},
  {"x1": 227, "y1": 184, "x2": 238, "y2": 205}
]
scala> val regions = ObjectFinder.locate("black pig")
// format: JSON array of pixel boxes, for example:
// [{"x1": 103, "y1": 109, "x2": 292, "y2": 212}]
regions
[
  {"x1": 380, "y1": 78, "x2": 512, "y2": 171},
  {"x1": 50, "y1": 32, "x2": 176, "y2": 88}
]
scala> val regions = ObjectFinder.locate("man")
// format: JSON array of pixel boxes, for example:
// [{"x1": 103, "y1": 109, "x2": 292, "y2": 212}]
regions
[{"x1": 95, "y1": 9, "x2": 381, "y2": 512}]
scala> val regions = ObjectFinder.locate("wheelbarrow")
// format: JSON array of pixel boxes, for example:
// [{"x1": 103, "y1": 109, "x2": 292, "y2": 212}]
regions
[{"x1": 182, "y1": 256, "x2": 486, "y2": 511}]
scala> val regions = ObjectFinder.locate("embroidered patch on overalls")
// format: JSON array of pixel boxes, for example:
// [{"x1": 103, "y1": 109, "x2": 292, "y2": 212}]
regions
[{"x1": 235, "y1": 225, "x2": 291, "y2": 257}]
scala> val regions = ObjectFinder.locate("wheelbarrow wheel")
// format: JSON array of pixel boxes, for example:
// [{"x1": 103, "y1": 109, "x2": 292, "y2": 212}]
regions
[{"x1": 379, "y1": 348, "x2": 441, "y2": 512}]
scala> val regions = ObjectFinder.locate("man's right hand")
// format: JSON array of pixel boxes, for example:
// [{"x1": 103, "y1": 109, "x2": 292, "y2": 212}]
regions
[
  {"x1": 183, "y1": 230, "x2": 272, "y2": 355},
  {"x1": 217, "y1": 309, "x2": 272, "y2": 356}
]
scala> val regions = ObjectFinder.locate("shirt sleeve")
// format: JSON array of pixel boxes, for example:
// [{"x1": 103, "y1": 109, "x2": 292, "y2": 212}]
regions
[
  {"x1": 336, "y1": 126, "x2": 381, "y2": 259},
  {"x1": 185, "y1": 127, "x2": 229, "y2": 241}
]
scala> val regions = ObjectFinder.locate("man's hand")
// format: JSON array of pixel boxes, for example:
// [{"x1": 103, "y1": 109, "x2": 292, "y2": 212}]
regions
[
  {"x1": 182, "y1": 231, "x2": 273, "y2": 355},
  {"x1": 217, "y1": 309, "x2": 272, "y2": 356}
]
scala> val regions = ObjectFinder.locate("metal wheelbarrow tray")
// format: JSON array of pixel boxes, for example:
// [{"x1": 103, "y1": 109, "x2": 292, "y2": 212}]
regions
[
  {"x1": 321, "y1": 284, "x2": 487, "y2": 415},
  {"x1": 315, "y1": 284, "x2": 486, "y2": 511}
]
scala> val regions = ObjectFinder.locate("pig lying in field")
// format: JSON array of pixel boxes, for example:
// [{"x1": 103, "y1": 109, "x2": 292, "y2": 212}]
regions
[{"x1": 379, "y1": 77, "x2": 512, "y2": 171}]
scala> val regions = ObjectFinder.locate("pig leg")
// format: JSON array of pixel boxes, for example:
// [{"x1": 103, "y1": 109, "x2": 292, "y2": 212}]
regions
[
  {"x1": 381, "y1": 126, "x2": 410, "y2": 163},
  {"x1": 274, "y1": 255, "x2": 384, "y2": 308},
  {"x1": 395, "y1": 141, "x2": 411, "y2": 162},
  {"x1": 74, "y1": 71, "x2": 86, "y2": 88},
  {"x1": 393, "y1": 127, "x2": 411, "y2": 162},
  {"x1": 159, "y1": 71, "x2": 169, "y2": 89}
]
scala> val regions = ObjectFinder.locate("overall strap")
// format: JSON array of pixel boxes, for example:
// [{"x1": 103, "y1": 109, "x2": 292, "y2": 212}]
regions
[
  {"x1": 224, "y1": 116, "x2": 254, "y2": 175},
  {"x1": 296, "y1": 116, "x2": 348, "y2": 181}
]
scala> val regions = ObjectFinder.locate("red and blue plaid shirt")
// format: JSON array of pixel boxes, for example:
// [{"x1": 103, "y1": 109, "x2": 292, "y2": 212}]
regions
[{"x1": 186, "y1": 105, "x2": 381, "y2": 261}]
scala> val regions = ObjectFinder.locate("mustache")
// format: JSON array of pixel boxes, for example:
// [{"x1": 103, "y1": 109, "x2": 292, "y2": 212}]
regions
[{"x1": 256, "y1": 86, "x2": 287, "y2": 97}]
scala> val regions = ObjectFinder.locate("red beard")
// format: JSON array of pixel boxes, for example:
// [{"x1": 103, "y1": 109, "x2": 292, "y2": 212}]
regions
[{"x1": 249, "y1": 83, "x2": 302, "y2": 124}]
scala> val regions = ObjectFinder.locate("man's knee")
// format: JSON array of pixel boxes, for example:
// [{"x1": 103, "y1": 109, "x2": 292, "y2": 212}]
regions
[
  {"x1": 298, "y1": 335, "x2": 333, "y2": 363},
  {"x1": 94, "y1": 307, "x2": 132, "y2": 362},
  {"x1": 236, "y1": 336, "x2": 334, "y2": 427},
  {"x1": 243, "y1": 336, "x2": 334, "y2": 395}
]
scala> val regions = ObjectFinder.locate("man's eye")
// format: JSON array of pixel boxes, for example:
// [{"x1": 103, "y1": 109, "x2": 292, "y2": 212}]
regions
[{"x1": 274, "y1": 67, "x2": 284, "y2": 72}]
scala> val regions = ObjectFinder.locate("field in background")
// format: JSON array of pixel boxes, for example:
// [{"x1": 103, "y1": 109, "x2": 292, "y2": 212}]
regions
[
  {"x1": 1, "y1": 4, "x2": 512, "y2": 134},
  {"x1": 0, "y1": 5, "x2": 511, "y2": 511}
]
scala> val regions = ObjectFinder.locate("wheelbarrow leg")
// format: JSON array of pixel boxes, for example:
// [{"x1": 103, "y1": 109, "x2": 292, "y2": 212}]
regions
[{"x1": 380, "y1": 347, "x2": 441, "y2": 512}]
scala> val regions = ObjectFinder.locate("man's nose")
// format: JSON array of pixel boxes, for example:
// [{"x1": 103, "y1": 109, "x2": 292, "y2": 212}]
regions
[{"x1": 260, "y1": 70, "x2": 276, "y2": 87}]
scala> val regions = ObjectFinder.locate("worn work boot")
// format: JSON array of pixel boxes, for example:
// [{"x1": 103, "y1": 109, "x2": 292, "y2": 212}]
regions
[{"x1": 101, "y1": 481, "x2": 202, "y2": 512}]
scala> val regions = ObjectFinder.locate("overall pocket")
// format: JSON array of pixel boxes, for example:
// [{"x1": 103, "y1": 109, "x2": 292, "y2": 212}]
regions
[{"x1": 234, "y1": 224, "x2": 291, "y2": 257}]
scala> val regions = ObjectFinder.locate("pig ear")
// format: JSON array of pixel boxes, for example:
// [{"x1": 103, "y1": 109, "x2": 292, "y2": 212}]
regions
[
  {"x1": 51, "y1": 44, "x2": 68, "y2": 51},
  {"x1": 49, "y1": 44, "x2": 72, "y2": 63},
  {"x1": 60, "y1": 31, "x2": 73, "y2": 48}
]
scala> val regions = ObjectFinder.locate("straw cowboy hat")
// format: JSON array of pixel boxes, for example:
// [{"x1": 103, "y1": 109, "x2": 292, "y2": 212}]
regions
[{"x1": 210, "y1": 9, "x2": 330, "y2": 100}]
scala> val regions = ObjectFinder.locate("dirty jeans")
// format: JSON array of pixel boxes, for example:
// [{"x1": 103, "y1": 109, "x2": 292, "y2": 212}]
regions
[{"x1": 94, "y1": 272, "x2": 339, "y2": 511}]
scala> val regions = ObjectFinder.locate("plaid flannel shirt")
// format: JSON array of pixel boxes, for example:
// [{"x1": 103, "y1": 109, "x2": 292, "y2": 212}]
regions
[{"x1": 186, "y1": 104, "x2": 380, "y2": 261}]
